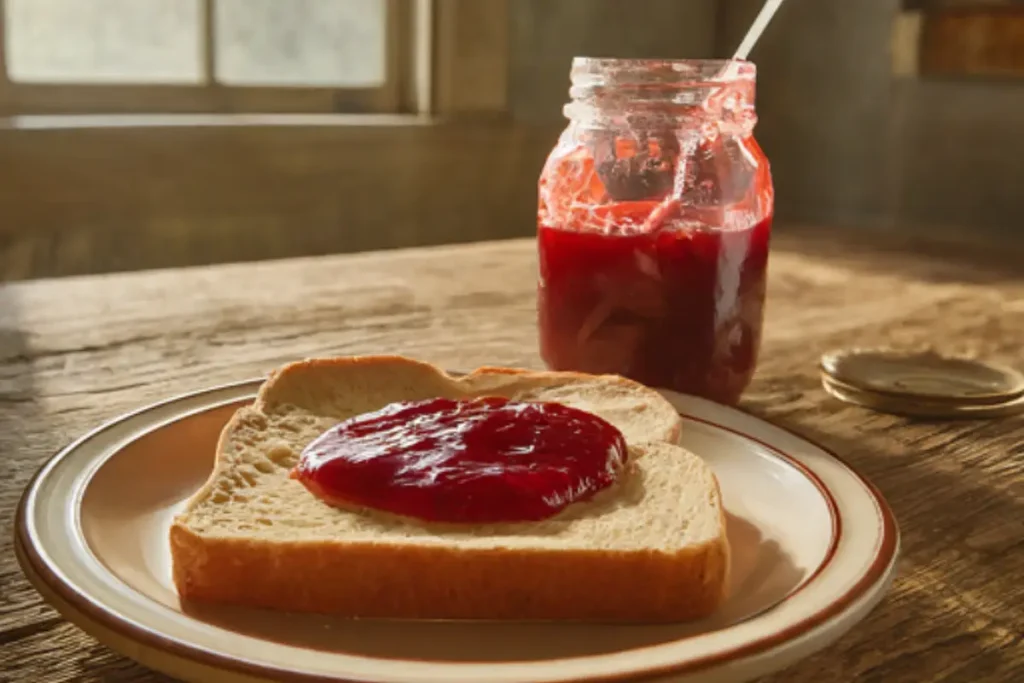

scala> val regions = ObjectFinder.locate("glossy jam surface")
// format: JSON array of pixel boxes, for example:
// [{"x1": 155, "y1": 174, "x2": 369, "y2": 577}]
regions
[
  {"x1": 538, "y1": 205, "x2": 771, "y2": 405},
  {"x1": 292, "y1": 397, "x2": 628, "y2": 523}
]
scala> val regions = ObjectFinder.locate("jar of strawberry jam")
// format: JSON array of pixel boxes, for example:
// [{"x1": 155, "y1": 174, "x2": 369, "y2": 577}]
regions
[{"x1": 537, "y1": 58, "x2": 774, "y2": 405}]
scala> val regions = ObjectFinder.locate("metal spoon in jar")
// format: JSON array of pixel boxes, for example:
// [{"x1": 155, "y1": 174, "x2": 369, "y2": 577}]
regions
[{"x1": 732, "y1": 0, "x2": 786, "y2": 61}]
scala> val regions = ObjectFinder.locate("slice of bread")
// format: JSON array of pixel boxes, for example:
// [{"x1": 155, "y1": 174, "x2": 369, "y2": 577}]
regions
[{"x1": 170, "y1": 356, "x2": 729, "y2": 622}]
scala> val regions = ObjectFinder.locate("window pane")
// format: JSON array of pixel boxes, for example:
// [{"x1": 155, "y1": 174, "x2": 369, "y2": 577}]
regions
[
  {"x1": 5, "y1": 0, "x2": 203, "y2": 84},
  {"x1": 214, "y1": 0, "x2": 386, "y2": 87}
]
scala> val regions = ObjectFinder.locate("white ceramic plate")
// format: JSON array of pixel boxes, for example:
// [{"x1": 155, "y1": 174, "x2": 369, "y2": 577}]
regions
[{"x1": 16, "y1": 379, "x2": 899, "y2": 683}]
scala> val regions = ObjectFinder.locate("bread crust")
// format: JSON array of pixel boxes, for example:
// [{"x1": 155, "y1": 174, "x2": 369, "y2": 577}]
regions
[
  {"x1": 170, "y1": 523, "x2": 728, "y2": 622},
  {"x1": 170, "y1": 356, "x2": 726, "y2": 622}
]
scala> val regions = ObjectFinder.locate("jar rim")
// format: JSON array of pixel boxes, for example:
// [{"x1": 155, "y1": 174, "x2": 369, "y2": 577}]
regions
[{"x1": 570, "y1": 57, "x2": 756, "y2": 83}]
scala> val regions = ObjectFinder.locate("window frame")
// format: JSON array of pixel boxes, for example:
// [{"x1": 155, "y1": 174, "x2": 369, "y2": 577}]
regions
[{"x1": 0, "y1": 0, "x2": 413, "y2": 115}]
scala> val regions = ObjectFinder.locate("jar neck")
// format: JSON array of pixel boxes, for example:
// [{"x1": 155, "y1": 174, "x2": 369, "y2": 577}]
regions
[{"x1": 563, "y1": 58, "x2": 757, "y2": 136}]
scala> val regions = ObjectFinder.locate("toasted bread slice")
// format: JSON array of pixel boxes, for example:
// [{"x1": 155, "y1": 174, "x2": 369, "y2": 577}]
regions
[{"x1": 170, "y1": 356, "x2": 728, "y2": 621}]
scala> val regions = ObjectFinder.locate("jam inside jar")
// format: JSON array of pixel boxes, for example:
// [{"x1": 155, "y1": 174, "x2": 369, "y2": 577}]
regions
[{"x1": 537, "y1": 58, "x2": 774, "y2": 405}]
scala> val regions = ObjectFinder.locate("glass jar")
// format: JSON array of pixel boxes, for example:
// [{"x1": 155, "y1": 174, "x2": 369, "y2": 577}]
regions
[{"x1": 537, "y1": 58, "x2": 773, "y2": 405}]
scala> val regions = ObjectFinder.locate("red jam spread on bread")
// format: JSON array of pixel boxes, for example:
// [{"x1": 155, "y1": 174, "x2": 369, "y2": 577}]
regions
[{"x1": 292, "y1": 396, "x2": 628, "y2": 523}]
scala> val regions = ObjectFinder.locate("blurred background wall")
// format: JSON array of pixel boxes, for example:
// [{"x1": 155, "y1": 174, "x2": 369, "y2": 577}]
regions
[
  {"x1": 1, "y1": 0, "x2": 1021, "y2": 280},
  {"x1": 721, "y1": 0, "x2": 1024, "y2": 236}
]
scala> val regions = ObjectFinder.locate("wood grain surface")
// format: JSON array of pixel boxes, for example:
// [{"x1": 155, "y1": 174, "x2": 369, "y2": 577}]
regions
[{"x1": 1, "y1": 229, "x2": 1022, "y2": 682}]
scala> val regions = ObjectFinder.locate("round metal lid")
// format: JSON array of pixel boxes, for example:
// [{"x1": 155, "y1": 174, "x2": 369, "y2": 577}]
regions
[
  {"x1": 820, "y1": 372, "x2": 1024, "y2": 419},
  {"x1": 820, "y1": 349, "x2": 1024, "y2": 405}
]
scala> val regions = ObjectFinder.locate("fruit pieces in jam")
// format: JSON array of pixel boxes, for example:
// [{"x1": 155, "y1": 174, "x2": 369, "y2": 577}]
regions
[
  {"x1": 292, "y1": 396, "x2": 628, "y2": 524},
  {"x1": 537, "y1": 141, "x2": 772, "y2": 405}
]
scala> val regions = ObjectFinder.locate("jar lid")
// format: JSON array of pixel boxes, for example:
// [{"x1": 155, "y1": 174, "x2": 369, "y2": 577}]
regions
[
  {"x1": 820, "y1": 371, "x2": 1024, "y2": 419},
  {"x1": 820, "y1": 348, "x2": 1024, "y2": 405}
]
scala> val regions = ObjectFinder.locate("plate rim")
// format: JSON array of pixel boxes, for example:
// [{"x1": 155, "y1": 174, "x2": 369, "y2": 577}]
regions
[{"x1": 15, "y1": 379, "x2": 900, "y2": 683}]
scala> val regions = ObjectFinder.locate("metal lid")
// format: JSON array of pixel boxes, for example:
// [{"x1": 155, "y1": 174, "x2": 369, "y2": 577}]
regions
[
  {"x1": 820, "y1": 371, "x2": 1024, "y2": 419},
  {"x1": 820, "y1": 348, "x2": 1024, "y2": 405}
]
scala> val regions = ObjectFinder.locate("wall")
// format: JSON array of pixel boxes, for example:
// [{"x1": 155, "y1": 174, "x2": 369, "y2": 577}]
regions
[{"x1": 509, "y1": 0, "x2": 719, "y2": 123}]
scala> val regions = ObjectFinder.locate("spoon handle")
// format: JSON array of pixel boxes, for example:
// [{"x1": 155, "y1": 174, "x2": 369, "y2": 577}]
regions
[{"x1": 732, "y1": 0, "x2": 786, "y2": 60}]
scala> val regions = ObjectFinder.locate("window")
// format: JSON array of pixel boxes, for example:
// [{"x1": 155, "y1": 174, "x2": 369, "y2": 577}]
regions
[{"x1": 0, "y1": 0, "x2": 412, "y2": 114}]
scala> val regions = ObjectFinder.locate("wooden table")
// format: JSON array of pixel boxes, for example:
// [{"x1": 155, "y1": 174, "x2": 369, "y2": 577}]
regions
[{"x1": 2, "y1": 229, "x2": 1022, "y2": 682}]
